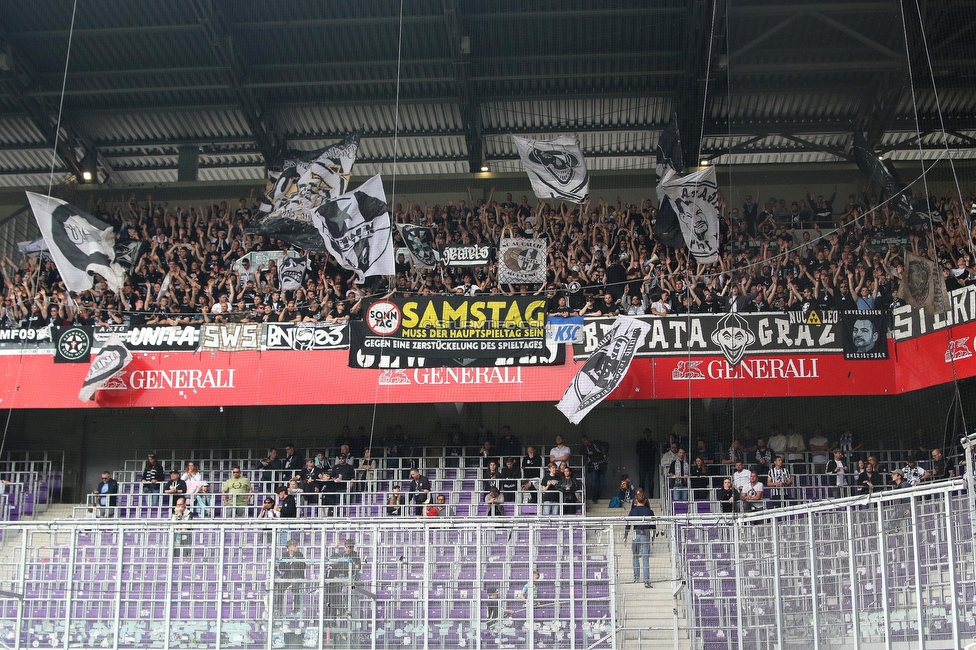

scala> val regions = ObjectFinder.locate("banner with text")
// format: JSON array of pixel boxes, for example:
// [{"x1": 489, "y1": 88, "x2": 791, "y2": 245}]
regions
[
  {"x1": 573, "y1": 312, "x2": 843, "y2": 364},
  {"x1": 263, "y1": 322, "x2": 349, "y2": 351},
  {"x1": 441, "y1": 244, "x2": 492, "y2": 267},
  {"x1": 199, "y1": 323, "x2": 262, "y2": 353},
  {"x1": 349, "y1": 328, "x2": 564, "y2": 368},
  {"x1": 355, "y1": 295, "x2": 547, "y2": 358}
]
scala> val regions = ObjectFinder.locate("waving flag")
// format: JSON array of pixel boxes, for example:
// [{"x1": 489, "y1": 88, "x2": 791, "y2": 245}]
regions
[
  {"x1": 312, "y1": 175, "x2": 394, "y2": 283},
  {"x1": 514, "y1": 135, "x2": 589, "y2": 204},
  {"x1": 557, "y1": 317, "x2": 651, "y2": 424},
  {"x1": 78, "y1": 333, "x2": 132, "y2": 402},
  {"x1": 660, "y1": 166, "x2": 721, "y2": 264},
  {"x1": 252, "y1": 131, "x2": 362, "y2": 252},
  {"x1": 26, "y1": 192, "x2": 126, "y2": 293},
  {"x1": 654, "y1": 115, "x2": 686, "y2": 249},
  {"x1": 903, "y1": 250, "x2": 948, "y2": 314},
  {"x1": 853, "y1": 131, "x2": 915, "y2": 222},
  {"x1": 395, "y1": 223, "x2": 439, "y2": 269}
]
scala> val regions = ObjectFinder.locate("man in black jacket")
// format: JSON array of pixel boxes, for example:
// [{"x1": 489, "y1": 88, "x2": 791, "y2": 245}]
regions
[
  {"x1": 92, "y1": 471, "x2": 119, "y2": 518},
  {"x1": 274, "y1": 540, "x2": 307, "y2": 615},
  {"x1": 408, "y1": 468, "x2": 431, "y2": 515}
]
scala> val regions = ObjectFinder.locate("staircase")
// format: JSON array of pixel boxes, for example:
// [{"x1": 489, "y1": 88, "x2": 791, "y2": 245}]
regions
[{"x1": 587, "y1": 499, "x2": 692, "y2": 650}]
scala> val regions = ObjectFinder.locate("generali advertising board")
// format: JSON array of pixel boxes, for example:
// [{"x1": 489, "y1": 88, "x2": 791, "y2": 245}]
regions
[{"x1": 0, "y1": 321, "x2": 974, "y2": 408}]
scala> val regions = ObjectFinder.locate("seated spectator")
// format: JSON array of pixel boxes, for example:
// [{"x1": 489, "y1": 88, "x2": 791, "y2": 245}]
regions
[
  {"x1": 925, "y1": 448, "x2": 955, "y2": 481},
  {"x1": 618, "y1": 475, "x2": 636, "y2": 504},
  {"x1": 901, "y1": 458, "x2": 926, "y2": 486},
  {"x1": 485, "y1": 487, "x2": 505, "y2": 516},
  {"x1": 276, "y1": 485, "x2": 297, "y2": 519},
  {"x1": 857, "y1": 461, "x2": 881, "y2": 495},
  {"x1": 386, "y1": 485, "x2": 404, "y2": 516},
  {"x1": 194, "y1": 482, "x2": 213, "y2": 518},
  {"x1": 171, "y1": 497, "x2": 193, "y2": 557}
]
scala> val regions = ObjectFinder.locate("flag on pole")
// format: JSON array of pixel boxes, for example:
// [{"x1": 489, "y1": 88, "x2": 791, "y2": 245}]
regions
[
  {"x1": 556, "y1": 317, "x2": 651, "y2": 424},
  {"x1": 902, "y1": 250, "x2": 949, "y2": 314},
  {"x1": 25, "y1": 192, "x2": 126, "y2": 293},
  {"x1": 78, "y1": 333, "x2": 132, "y2": 402},
  {"x1": 395, "y1": 223, "x2": 439, "y2": 269},
  {"x1": 252, "y1": 131, "x2": 362, "y2": 252},
  {"x1": 660, "y1": 166, "x2": 721, "y2": 264},
  {"x1": 311, "y1": 175, "x2": 394, "y2": 283},
  {"x1": 513, "y1": 135, "x2": 589, "y2": 204},
  {"x1": 852, "y1": 131, "x2": 916, "y2": 221},
  {"x1": 654, "y1": 115, "x2": 687, "y2": 249}
]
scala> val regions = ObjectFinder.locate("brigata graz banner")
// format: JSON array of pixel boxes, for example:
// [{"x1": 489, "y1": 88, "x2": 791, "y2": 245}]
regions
[
  {"x1": 573, "y1": 311, "x2": 843, "y2": 364},
  {"x1": 356, "y1": 295, "x2": 547, "y2": 358}
]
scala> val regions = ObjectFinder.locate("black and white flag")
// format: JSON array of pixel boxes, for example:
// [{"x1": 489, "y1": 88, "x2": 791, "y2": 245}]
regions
[
  {"x1": 78, "y1": 333, "x2": 132, "y2": 402},
  {"x1": 902, "y1": 250, "x2": 948, "y2": 314},
  {"x1": 556, "y1": 316, "x2": 651, "y2": 424},
  {"x1": 498, "y1": 238, "x2": 548, "y2": 284},
  {"x1": 654, "y1": 115, "x2": 686, "y2": 249},
  {"x1": 853, "y1": 131, "x2": 915, "y2": 222},
  {"x1": 279, "y1": 255, "x2": 307, "y2": 292},
  {"x1": 252, "y1": 131, "x2": 362, "y2": 252},
  {"x1": 660, "y1": 166, "x2": 721, "y2": 264},
  {"x1": 395, "y1": 223, "x2": 439, "y2": 269},
  {"x1": 312, "y1": 174, "x2": 394, "y2": 283},
  {"x1": 113, "y1": 240, "x2": 145, "y2": 272},
  {"x1": 26, "y1": 192, "x2": 126, "y2": 293},
  {"x1": 514, "y1": 135, "x2": 589, "y2": 204}
]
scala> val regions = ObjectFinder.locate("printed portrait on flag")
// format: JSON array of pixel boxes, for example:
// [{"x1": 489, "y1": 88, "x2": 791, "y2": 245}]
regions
[
  {"x1": 498, "y1": 238, "x2": 548, "y2": 285},
  {"x1": 841, "y1": 310, "x2": 889, "y2": 360},
  {"x1": 660, "y1": 166, "x2": 721, "y2": 264}
]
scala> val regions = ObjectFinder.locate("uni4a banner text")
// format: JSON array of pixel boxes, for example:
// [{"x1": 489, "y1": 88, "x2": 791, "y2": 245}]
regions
[
  {"x1": 557, "y1": 316, "x2": 651, "y2": 424},
  {"x1": 354, "y1": 295, "x2": 546, "y2": 358}
]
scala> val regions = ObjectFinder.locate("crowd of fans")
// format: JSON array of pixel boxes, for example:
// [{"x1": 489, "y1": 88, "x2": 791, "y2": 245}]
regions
[{"x1": 3, "y1": 185, "x2": 975, "y2": 329}]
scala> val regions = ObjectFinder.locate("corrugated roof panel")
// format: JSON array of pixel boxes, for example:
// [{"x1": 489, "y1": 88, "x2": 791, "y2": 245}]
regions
[
  {"x1": 483, "y1": 98, "x2": 672, "y2": 131},
  {"x1": 197, "y1": 167, "x2": 266, "y2": 182},
  {"x1": 277, "y1": 104, "x2": 463, "y2": 138},
  {"x1": 0, "y1": 149, "x2": 65, "y2": 172},
  {"x1": 352, "y1": 161, "x2": 469, "y2": 177},
  {"x1": 75, "y1": 111, "x2": 253, "y2": 143},
  {"x1": 0, "y1": 118, "x2": 49, "y2": 146},
  {"x1": 114, "y1": 169, "x2": 179, "y2": 184},
  {"x1": 0, "y1": 172, "x2": 72, "y2": 188},
  {"x1": 358, "y1": 135, "x2": 467, "y2": 162}
]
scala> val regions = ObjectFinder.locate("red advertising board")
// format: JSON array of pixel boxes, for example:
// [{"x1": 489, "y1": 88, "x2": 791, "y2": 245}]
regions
[{"x1": 1, "y1": 322, "x2": 974, "y2": 408}]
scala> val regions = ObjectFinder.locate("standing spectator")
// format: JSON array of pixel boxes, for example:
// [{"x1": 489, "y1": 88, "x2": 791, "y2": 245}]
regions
[
  {"x1": 716, "y1": 478, "x2": 741, "y2": 514},
  {"x1": 163, "y1": 470, "x2": 187, "y2": 507},
  {"x1": 496, "y1": 425, "x2": 521, "y2": 457},
  {"x1": 767, "y1": 457, "x2": 793, "y2": 504},
  {"x1": 275, "y1": 540, "x2": 307, "y2": 615},
  {"x1": 500, "y1": 457, "x2": 521, "y2": 501},
  {"x1": 580, "y1": 435, "x2": 609, "y2": 503},
  {"x1": 690, "y1": 457, "x2": 710, "y2": 501},
  {"x1": 925, "y1": 448, "x2": 955, "y2": 481},
  {"x1": 635, "y1": 428, "x2": 657, "y2": 496},
  {"x1": 549, "y1": 435, "x2": 571, "y2": 467},
  {"x1": 808, "y1": 426, "x2": 830, "y2": 472},
  {"x1": 408, "y1": 468, "x2": 431, "y2": 515},
  {"x1": 92, "y1": 471, "x2": 119, "y2": 518},
  {"x1": 255, "y1": 447, "x2": 281, "y2": 485},
  {"x1": 825, "y1": 451, "x2": 848, "y2": 496},
  {"x1": 540, "y1": 464, "x2": 562, "y2": 515},
  {"x1": 277, "y1": 485, "x2": 297, "y2": 519},
  {"x1": 623, "y1": 489, "x2": 655, "y2": 588},
  {"x1": 141, "y1": 453, "x2": 165, "y2": 510},
  {"x1": 740, "y1": 471, "x2": 764, "y2": 512},
  {"x1": 857, "y1": 461, "x2": 880, "y2": 495},
  {"x1": 668, "y1": 449, "x2": 690, "y2": 502},
  {"x1": 221, "y1": 466, "x2": 253, "y2": 518},
  {"x1": 901, "y1": 458, "x2": 926, "y2": 487},
  {"x1": 560, "y1": 466, "x2": 581, "y2": 515}
]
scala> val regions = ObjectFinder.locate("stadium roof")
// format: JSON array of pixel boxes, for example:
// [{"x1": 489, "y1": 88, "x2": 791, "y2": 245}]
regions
[{"x1": 0, "y1": 0, "x2": 974, "y2": 187}]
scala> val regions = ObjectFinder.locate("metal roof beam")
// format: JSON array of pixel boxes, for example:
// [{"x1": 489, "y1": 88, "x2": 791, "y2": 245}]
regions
[
  {"x1": 732, "y1": 61, "x2": 903, "y2": 74},
  {"x1": 809, "y1": 11, "x2": 904, "y2": 61},
  {"x1": 0, "y1": 21, "x2": 84, "y2": 180},
  {"x1": 730, "y1": 3, "x2": 897, "y2": 16},
  {"x1": 442, "y1": 0, "x2": 481, "y2": 173},
  {"x1": 189, "y1": 0, "x2": 281, "y2": 168},
  {"x1": 777, "y1": 133, "x2": 853, "y2": 161},
  {"x1": 464, "y1": 8, "x2": 687, "y2": 21}
]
